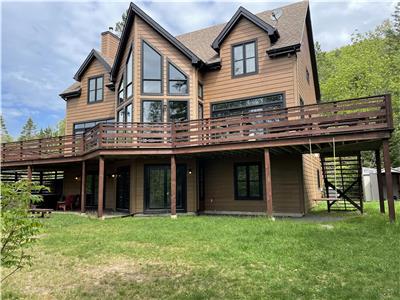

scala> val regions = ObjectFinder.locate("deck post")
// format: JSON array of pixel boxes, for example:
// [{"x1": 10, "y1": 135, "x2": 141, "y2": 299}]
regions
[
  {"x1": 375, "y1": 149, "x2": 385, "y2": 213},
  {"x1": 263, "y1": 148, "x2": 273, "y2": 217},
  {"x1": 98, "y1": 156, "x2": 104, "y2": 218},
  {"x1": 81, "y1": 160, "x2": 86, "y2": 213},
  {"x1": 171, "y1": 155, "x2": 177, "y2": 218},
  {"x1": 27, "y1": 165, "x2": 32, "y2": 182},
  {"x1": 382, "y1": 140, "x2": 395, "y2": 222}
]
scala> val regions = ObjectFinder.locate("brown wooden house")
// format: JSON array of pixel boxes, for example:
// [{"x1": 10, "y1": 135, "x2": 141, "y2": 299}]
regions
[{"x1": 1, "y1": 1, "x2": 396, "y2": 221}]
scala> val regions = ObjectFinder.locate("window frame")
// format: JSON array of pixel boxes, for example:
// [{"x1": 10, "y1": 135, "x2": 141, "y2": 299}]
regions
[
  {"x1": 233, "y1": 162, "x2": 263, "y2": 201},
  {"x1": 125, "y1": 47, "x2": 134, "y2": 100},
  {"x1": 73, "y1": 118, "x2": 114, "y2": 135},
  {"x1": 231, "y1": 39, "x2": 258, "y2": 78},
  {"x1": 167, "y1": 60, "x2": 189, "y2": 96},
  {"x1": 198, "y1": 82, "x2": 204, "y2": 99},
  {"x1": 167, "y1": 100, "x2": 189, "y2": 122},
  {"x1": 87, "y1": 75, "x2": 104, "y2": 104},
  {"x1": 141, "y1": 39, "x2": 163, "y2": 96},
  {"x1": 141, "y1": 99, "x2": 164, "y2": 123}
]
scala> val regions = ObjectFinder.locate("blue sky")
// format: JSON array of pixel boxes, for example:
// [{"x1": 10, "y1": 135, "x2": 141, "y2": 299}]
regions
[{"x1": 1, "y1": 0, "x2": 396, "y2": 137}]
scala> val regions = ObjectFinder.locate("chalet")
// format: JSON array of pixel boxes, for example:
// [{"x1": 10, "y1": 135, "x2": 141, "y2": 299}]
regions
[{"x1": 1, "y1": 1, "x2": 396, "y2": 221}]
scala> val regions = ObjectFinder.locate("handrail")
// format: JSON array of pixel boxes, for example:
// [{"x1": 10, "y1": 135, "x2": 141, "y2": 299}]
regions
[{"x1": 1, "y1": 95, "x2": 393, "y2": 163}]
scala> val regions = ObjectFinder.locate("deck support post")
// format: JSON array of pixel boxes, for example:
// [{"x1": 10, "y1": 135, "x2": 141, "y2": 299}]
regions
[
  {"x1": 81, "y1": 161, "x2": 86, "y2": 213},
  {"x1": 98, "y1": 156, "x2": 104, "y2": 218},
  {"x1": 382, "y1": 140, "x2": 395, "y2": 222},
  {"x1": 263, "y1": 148, "x2": 273, "y2": 217},
  {"x1": 27, "y1": 165, "x2": 32, "y2": 181},
  {"x1": 375, "y1": 149, "x2": 385, "y2": 213},
  {"x1": 171, "y1": 155, "x2": 177, "y2": 218}
]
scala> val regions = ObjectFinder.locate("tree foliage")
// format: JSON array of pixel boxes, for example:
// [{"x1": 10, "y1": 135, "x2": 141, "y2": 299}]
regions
[
  {"x1": 0, "y1": 115, "x2": 13, "y2": 143},
  {"x1": 316, "y1": 4, "x2": 400, "y2": 167},
  {"x1": 115, "y1": 9, "x2": 128, "y2": 36},
  {"x1": 19, "y1": 117, "x2": 37, "y2": 141},
  {"x1": 1, "y1": 180, "x2": 45, "y2": 282}
]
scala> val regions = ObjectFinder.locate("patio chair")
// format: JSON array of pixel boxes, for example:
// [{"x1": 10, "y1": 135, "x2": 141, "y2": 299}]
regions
[{"x1": 56, "y1": 195, "x2": 74, "y2": 211}]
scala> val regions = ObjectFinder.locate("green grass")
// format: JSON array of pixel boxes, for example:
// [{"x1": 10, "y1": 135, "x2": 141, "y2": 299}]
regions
[{"x1": 2, "y1": 202, "x2": 400, "y2": 299}]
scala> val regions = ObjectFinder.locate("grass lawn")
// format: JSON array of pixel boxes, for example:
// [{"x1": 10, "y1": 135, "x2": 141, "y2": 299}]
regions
[{"x1": 2, "y1": 202, "x2": 400, "y2": 299}]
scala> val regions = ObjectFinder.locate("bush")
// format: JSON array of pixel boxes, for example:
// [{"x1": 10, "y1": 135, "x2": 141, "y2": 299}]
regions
[{"x1": 1, "y1": 180, "x2": 45, "y2": 282}]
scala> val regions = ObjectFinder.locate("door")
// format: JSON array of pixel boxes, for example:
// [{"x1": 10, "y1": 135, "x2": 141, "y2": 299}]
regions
[
  {"x1": 198, "y1": 162, "x2": 205, "y2": 211},
  {"x1": 116, "y1": 166, "x2": 130, "y2": 210},
  {"x1": 86, "y1": 173, "x2": 98, "y2": 207},
  {"x1": 144, "y1": 165, "x2": 186, "y2": 212}
]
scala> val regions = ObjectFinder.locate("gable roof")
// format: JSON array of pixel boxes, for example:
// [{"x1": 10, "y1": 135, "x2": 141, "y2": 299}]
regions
[
  {"x1": 211, "y1": 6, "x2": 279, "y2": 52},
  {"x1": 110, "y1": 2, "x2": 203, "y2": 81},
  {"x1": 74, "y1": 49, "x2": 113, "y2": 81},
  {"x1": 176, "y1": 1, "x2": 309, "y2": 64}
]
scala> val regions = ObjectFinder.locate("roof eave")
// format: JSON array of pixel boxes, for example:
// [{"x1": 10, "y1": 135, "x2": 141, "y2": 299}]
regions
[
  {"x1": 266, "y1": 44, "x2": 301, "y2": 57},
  {"x1": 59, "y1": 89, "x2": 81, "y2": 101},
  {"x1": 73, "y1": 49, "x2": 112, "y2": 81}
]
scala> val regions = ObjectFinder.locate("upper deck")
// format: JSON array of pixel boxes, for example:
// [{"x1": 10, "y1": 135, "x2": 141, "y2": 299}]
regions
[{"x1": 1, "y1": 94, "x2": 393, "y2": 167}]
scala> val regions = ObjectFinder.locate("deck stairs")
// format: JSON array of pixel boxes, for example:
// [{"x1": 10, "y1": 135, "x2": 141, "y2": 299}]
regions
[{"x1": 320, "y1": 154, "x2": 363, "y2": 213}]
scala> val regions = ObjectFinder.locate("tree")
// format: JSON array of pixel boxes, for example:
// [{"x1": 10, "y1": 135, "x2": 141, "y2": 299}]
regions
[
  {"x1": 19, "y1": 117, "x2": 37, "y2": 141},
  {"x1": 55, "y1": 119, "x2": 65, "y2": 136},
  {"x1": 315, "y1": 6, "x2": 400, "y2": 167},
  {"x1": 0, "y1": 115, "x2": 13, "y2": 143},
  {"x1": 115, "y1": 9, "x2": 128, "y2": 36},
  {"x1": 37, "y1": 127, "x2": 54, "y2": 139},
  {"x1": 1, "y1": 180, "x2": 45, "y2": 282}
]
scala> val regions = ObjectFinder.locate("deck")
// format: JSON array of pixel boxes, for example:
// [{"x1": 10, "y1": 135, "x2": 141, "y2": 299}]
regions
[{"x1": 1, "y1": 94, "x2": 393, "y2": 167}]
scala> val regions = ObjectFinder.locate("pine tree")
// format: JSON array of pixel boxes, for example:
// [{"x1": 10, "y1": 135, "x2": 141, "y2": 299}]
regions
[
  {"x1": 115, "y1": 10, "x2": 128, "y2": 36},
  {"x1": 19, "y1": 117, "x2": 37, "y2": 141},
  {"x1": 0, "y1": 115, "x2": 13, "y2": 143}
]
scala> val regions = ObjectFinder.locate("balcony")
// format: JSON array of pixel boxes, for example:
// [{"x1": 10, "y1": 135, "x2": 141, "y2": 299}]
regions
[{"x1": 1, "y1": 94, "x2": 393, "y2": 165}]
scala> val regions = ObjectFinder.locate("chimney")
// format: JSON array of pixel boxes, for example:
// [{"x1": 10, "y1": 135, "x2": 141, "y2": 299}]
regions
[{"x1": 101, "y1": 29, "x2": 119, "y2": 60}]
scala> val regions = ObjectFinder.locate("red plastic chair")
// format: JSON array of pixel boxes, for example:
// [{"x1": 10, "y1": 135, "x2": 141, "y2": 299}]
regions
[{"x1": 57, "y1": 195, "x2": 74, "y2": 211}]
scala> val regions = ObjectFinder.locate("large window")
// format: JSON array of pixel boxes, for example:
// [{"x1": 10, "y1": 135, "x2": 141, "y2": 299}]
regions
[
  {"x1": 142, "y1": 41, "x2": 162, "y2": 94},
  {"x1": 168, "y1": 63, "x2": 188, "y2": 95},
  {"x1": 126, "y1": 50, "x2": 133, "y2": 99},
  {"x1": 117, "y1": 104, "x2": 132, "y2": 123},
  {"x1": 168, "y1": 101, "x2": 188, "y2": 122},
  {"x1": 88, "y1": 76, "x2": 103, "y2": 103},
  {"x1": 234, "y1": 163, "x2": 263, "y2": 200},
  {"x1": 73, "y1": 118, "x2": 114, "y2": 134},
  {"x1": 198, "y1": 82, "x2": 203, "y2": 99},
  {"x1": 118, "y1": 75, "x2": 124, "y2": 105},
  {"x1": 142, "y1": 100, "x2": 163, "y2": 123},
  {"x1": 232, "y1": 41, "x2": 257, "y2": 77},
  {"x1": 211, "y1": 94, "x2": 284, "y2": 118}
]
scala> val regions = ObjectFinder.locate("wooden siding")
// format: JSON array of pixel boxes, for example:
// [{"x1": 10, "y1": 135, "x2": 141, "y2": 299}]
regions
[
  {"x1": 203, "y1": 154, "x2": 304, "y2": 214},
  {"x1": 297, "y1": 24, "x2": 317, "y2": 105},
  {"x1": 302, "y1": 154, "x2": 322, "y2": 211},
  {"x1": 115, "y1": 16, "x2": 199, "y2": 123},
  {"x1": 65, "y1": 59, "x2": 115, "y2": 135},
  {"x1": 101, "y1": 32, "x2": 119, "y2": 61},
  {"x1": 62, "y1": 165, "x2": 81, "y2": 197},
  {"x1": 202, "y1": 18, "x2": 296, "y2": 117}
]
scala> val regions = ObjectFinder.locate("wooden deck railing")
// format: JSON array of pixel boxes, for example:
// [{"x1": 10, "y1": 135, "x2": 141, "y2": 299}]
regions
[{"x1": 1, "y1": 94, "x2": 393, "y2": 163}]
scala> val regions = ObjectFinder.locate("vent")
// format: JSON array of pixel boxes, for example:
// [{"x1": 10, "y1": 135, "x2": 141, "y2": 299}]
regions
[{"x1": 271, "y1": 8, "x2": 283, "y2": 21}]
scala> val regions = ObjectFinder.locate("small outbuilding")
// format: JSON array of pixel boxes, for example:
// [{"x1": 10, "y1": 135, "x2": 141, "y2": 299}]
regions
[{"x1": 363, "y1": 167, "x2": 400, "y2": 201}]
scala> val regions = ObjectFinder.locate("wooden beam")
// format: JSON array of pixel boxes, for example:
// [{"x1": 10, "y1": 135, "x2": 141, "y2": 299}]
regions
[
  {"x1": 27, "y1": 165, "x2": 32, "y2": 182},
  {"x1": 382, "y1": 140, "x2": 395, "y2": 222},
  {"x1": 171, "y1": 155, "x2": 177, "y2": 218},
  {"x1": 375, "y1": 149, "x2": 385, "y2": 213},
  {"x1": 263, "y1": 148, "x2": 273, "y2": 217},
  {"x1": 98, "y1": 156, "x2": 104, "y2": 218},
  {"x1": 81, "y1": 161, "x2": 86, "y2": 213}
]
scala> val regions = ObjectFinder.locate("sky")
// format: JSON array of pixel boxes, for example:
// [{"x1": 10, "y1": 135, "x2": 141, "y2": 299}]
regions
[{"x1": 0, "y1": 0, "x2": 397, "y2": 137}]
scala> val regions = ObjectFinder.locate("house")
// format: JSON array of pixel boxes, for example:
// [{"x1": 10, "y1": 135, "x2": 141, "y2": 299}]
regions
[
  {"x1": 363, "y1": 167, "x2": 400, "y2": 201},
  {"x1": 1, "y1": 2, "x2": 396, "y2": 221}
]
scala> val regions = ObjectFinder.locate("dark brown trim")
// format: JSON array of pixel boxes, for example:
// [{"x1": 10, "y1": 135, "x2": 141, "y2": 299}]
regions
[
  {"x1": 267, "y1": 44, "x2": 301, "y2": 57},
  {"x1": 74, "y1": 49, "x2": 111, "y2": 81},
  {"x1": 59, "y1": 88, "x2": 81, "y2": 100},
  {"x1": 167, "y1": 59, "x2": 190, "y2": 96},
  {"x1": 110, "y1": 2, "x2": 202, "y2": 82},
  {"x1": 211, "y1": 6, "x2": 279, "y2": 52},
  {"x1": 141, "y1": 39, "x2": 164, "y2": 96},
  {"x1": 87, "y1": 74, "x2": 104, "y2": 104},
  {"x1": 231, "y1": 38, "x2": 259, "y2": 78}
]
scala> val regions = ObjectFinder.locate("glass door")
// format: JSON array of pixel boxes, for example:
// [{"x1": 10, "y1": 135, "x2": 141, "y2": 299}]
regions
[{"x1": 116, "y1": 166, "x2": 130, "y2": 210}]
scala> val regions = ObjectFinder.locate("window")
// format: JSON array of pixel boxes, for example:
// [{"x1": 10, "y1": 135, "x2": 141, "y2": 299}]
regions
[
  {"x1": 232, "y1": 41, "x2": 257, "y2": 77},
  {"x1": 306, "y1": 68, "x2": 310, "y2": 84},
  {"x1": 234, "y1": 163, "x2": 263, "y2": 200},
  {"x1": 73, "y1": 118, "x2": 114, "y2": 134},
  {"x1": 317, "y1": 169, "x2": 321, "y2": 189},
  {"x1": 126, "y1": 51, "x2": 133, "y2": 99},
  {"x1": 142, "y1": 41, "x2": 162, "y2": 94},
  {"x1": 88, "y1": 76, "x2": 103, "y2": 103},
  {"x1": 168, "y1": 101, "x2": 188, "y2": 122},
  {"x1": 168, "y1": 63, "x2": 188, "y2": 95},
  {"x1": 211, "y1": 94, "x2": 284, "y2": 118},
  {"x1": 198, "y1": 102, "x2": 204, "y2": 119},
  {"x1": 118, "y1": 76, "x2": 124, "y2": 105},
  {"x1": 117, "y1": 104, "x2": 132, "y2": 123},
  {"x1": 198, "y1": 82, "x2": 203, "y2": 99},
  {"x1": 142, "y1": 100, "x2": 163, "y2": 123}
]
